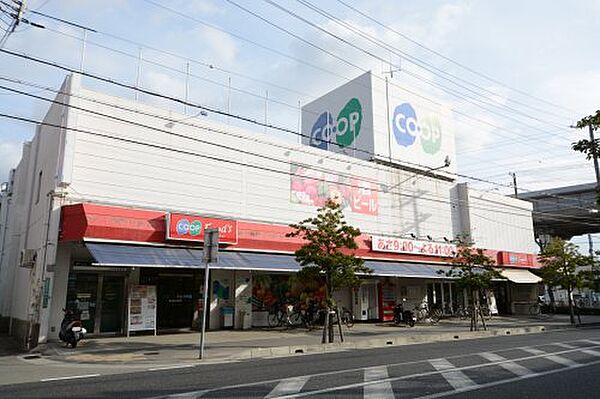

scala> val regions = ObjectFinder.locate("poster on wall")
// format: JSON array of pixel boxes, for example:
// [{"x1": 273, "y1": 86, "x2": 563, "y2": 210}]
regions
[
  {"x1": 290, "y1": 164, "x2": 378, "y2": 215},
  {"x1": 127, "y1": 285, "x2": 157, "y2": 336}
]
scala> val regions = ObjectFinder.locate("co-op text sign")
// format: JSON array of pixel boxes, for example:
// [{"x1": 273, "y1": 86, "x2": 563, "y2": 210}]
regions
[
  {"x1": 166, "y1": 213, "x2": 238, "y2": 244},
  {"x1": 301, "y1": 72, "x2": 456, "y2": 174}
]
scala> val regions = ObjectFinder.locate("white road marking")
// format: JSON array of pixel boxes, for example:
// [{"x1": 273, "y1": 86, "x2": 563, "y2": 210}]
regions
[
  {"x1": 413, "y1": 358, "x2": 600, "y2": 399},
  {"x1": 145, "y1": 341, "x2": 600, "y2": 399},
  {"x1": 554, "y1": 343, "x2": 576, "y2": 349},
  {"x1": 41, "y1": 373, "x2": 101, "y2": 382},
  {"x1": 148, "y1": 364, "x2": 195, "y2": 371},
  {"x1": 522, "y1": 347, "x2": 545, "y2": 355},
  {"x1": 479, "y1": 352, "x2": 532, "y2": 377},
  {"x1": 522, "y1": 347, "x2": 578, "y2": 367},
  {"x1": 363, "y1": 366, "x2": 394, "y2": 399},
  {"x1": 265, "y1": 376, "x2": 309, "y2": 398},
  {"x1": 581, "y1": 349, "x2": 600, "y2": 357},
  {"x1": 166, "y1": 392, "x2": 206, "y2": 399},
  {"x1": 429, "y1": 358, "x2": 477, "y2": 390}
]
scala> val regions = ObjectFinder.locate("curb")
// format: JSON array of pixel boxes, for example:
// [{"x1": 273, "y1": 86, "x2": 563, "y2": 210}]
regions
[{"x1": 241, "y1": 325, "x2": 547, "y2": 360}]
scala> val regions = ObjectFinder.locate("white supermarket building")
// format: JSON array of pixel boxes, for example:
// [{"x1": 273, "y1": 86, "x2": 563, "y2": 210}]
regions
[{"x1": 0, "y1": 72, "x2": 541, "y2": 349}]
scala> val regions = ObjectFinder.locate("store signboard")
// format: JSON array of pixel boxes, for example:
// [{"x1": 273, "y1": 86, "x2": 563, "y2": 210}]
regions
[
  {"x1": 497, "y1": 251, "x2": 533, "y2": 267},
  {"x1": 301, "y1": 72, "x2": 456, "y2": 176},
  {"x1": 127, "y1": 285, "x2": 157, "y2": 336},
  {"x1": 166, "y1": 213, "x2": 238, "y2": 244},
  {"x1": 371, "y1": 235, "x2": 456, "y2": 257},
  {"x1": 301, "y1": 72, "x2": 374, "y2": 161}
]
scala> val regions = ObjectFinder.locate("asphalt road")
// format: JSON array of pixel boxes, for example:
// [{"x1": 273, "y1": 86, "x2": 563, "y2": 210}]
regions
[{"x1": 1, "y1": 327, "x2": 599, "y2": 398}]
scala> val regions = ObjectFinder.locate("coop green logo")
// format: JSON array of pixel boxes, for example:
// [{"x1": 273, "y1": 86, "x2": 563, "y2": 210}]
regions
[{"x1": 310, "y1": 98, "x2": 362, "y2": 150}]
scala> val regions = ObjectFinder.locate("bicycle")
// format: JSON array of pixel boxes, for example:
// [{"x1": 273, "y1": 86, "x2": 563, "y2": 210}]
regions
[
  {"x1": 267, "y1": 303, "x2": 296, "y2": 328},
  {"x1": 528, "y1": 302, "x2": 541, "y2": 316},
  {"x1": 413, "y1": 303, "x2": 442, "y2": 324},
  {"x1": 339, "y1": 307, "x2": 354, "y2": 328},
  {"x1": 455, "y1": 306, "x2": 471, "y2": 320}
]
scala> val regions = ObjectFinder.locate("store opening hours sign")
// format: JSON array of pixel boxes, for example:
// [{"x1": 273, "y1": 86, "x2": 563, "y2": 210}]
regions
[
  {"x1": 166, "y1": 213, "x2": 238, "y2": 244},
  {"x1": 371, "y1": 235, "x2": 456, "y2": 257}
]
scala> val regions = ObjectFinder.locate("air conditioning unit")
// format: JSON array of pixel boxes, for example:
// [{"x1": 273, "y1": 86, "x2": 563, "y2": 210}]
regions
[{"x1": 20, "y1": 249, "x2": 37, "y2": 268}]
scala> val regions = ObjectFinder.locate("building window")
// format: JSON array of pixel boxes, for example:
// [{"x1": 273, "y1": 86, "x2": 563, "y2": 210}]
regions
[{"x1": 35, "y1": 170, "x2": 42, "y2": 204}]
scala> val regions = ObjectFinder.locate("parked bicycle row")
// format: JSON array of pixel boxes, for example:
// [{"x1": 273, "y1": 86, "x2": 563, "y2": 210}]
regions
[{"x1": 265, "y1": 299, "x2": 501, "y2": 330}]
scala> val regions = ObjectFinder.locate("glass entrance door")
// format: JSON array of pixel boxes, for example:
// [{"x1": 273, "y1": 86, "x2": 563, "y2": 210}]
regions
[
  {"x1": 100, "y1": 275, "x2": 125, "y2": 333},
  {"x1": 66, "y1": 272, "x2": 98, "y2": 334},
  {"x1": 67, "y1": 271, "x2": 126, "y2": 335}
]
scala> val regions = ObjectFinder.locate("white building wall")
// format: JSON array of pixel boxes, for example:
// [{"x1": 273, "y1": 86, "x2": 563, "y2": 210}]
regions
[
  {"x1": 60, "y1": 85, "x2": 455, "y2": 240},
  {"x1": 0, "y1": 77, "x2": 71, "y2": 344},
  {"x1": 458, "y1": 183, "x2": 536, "y2": 253}
]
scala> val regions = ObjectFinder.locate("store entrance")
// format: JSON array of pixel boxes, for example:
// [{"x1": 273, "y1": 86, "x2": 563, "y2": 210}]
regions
[
  {"x1": 139, "y1": 269, "x2": 202, "y2": 330},
  {"x1": 66, "y1": 270, "x2": 126, "y2": 335}
]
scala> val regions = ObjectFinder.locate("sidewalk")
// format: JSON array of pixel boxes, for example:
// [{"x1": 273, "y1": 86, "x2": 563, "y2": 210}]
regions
[{"x1": 22, "y1": 313, "x2": 598, "y2": 366}]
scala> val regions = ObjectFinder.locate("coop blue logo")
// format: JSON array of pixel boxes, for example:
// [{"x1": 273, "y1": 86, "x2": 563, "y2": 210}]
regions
[
  {"x1": 310, "y1": 98, "x2": 362, "y2": 150},
  {"x1": 391, "y1": 102, "x2": 442, "y2": 155},
  {"x1": 176, "y1": 219, "x2": 190, "y2": 235}
]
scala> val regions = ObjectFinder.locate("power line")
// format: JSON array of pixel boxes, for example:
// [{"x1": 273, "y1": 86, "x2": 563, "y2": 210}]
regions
[
  {"x1": 258, "y1": 0, "x2": 571, "y2": 136},
  {"x1": 0, "y1": 50, "x2": 590, "y2": 213},
  {"x1": 222, "y1": 0, "x2": 575, "y2": 155},
  {"x1": 334, "y1": 0, "x2": 578, "y2": 117},
  {"x1": 37, "y1": 21, "x2": 577, "y2": 169},
  {"x1": 140, "y1": 0, "x2": 574, "y2": 154},
  {"x1": 1, "y1": 109, "x2": 596, "y2": 232},
  {"x1": 294, "y1": 0, "x2": 569, "y2": 129},
  {"x1": 36, "y1": 19, "x2": 572, "y2": 158},
  {"x1": 0, "y1": 76, "x2": 596, "y2": 227}
]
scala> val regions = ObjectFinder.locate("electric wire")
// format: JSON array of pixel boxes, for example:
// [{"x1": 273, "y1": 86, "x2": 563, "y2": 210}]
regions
[
  {"x1": 0, "y1": 52, "x2": 592, "y2": 213},
  {"x1": 141, "y1": 0, "x2": 575, "y2": 155},
  {"x1": 1, "y1": 110, "x2": 596, "y2": 232},
  {"x1": 334, "y1": 0, "x2": 578, "y2": 117},
  {"x1": 294, "y1": 0, "x2": 569, "y2": 129},
  {"x1": 0, "y1": 78, "x2": 596, "y2": 228},
  {"x1": 260, "y1": 0, "x2": 572, "y2": 135},
  {"x1": 29, "y1": 3, "x2": 579, "y2": 162}
]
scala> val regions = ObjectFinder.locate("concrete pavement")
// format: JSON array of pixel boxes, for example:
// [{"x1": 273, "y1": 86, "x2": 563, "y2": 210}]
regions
[
  {"x1": 0, "y1": 313, "x2": 598, "y2": 387},
  {"x1": 29, "y1": 313, "x2": 600, "y2": 365}
]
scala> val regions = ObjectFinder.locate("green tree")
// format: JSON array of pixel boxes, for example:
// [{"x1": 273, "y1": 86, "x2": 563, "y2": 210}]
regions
[
  {"x1": 572, "y1": 110, "x2": 600, "y2": 205},
  {"x1": 440, "y1": 238, "x2": 501, "y2": 331},
  {"x1": 286, "y1": 199, "x2": 371, "y2": 343},
  {"x1": 539, "y1": 237, "x2": 589, "y2": 324}
]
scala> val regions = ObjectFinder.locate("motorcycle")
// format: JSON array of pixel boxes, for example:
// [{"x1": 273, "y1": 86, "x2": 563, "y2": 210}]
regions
[
  {"x1": 393, "y1": 300, "x2": 416, "y2": 327},
  {"x1": 59, "y1": 308, "x2": 86, "y2": 348}
]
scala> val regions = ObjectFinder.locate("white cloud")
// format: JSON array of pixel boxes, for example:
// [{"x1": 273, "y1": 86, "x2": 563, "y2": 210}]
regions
[
  {"x1": 194, "y1": 26, "x2": 237, "y2": 65},
  {"x1": 426, "y1": 1, "x2": 473, "y2": 50}
]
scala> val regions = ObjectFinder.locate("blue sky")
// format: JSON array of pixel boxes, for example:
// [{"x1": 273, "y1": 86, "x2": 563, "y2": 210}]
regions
[{"x1": 1, "y1": 0, "x2": 599, "y2": 250}]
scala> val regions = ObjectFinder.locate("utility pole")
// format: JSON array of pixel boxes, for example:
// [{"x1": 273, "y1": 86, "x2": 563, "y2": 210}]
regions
[
  {"x1": 199, "y1": 228, "x2": 218, "y2": 360},
  {"x1": 509, "y1": 172, "x2": 518, "y2": 197}
]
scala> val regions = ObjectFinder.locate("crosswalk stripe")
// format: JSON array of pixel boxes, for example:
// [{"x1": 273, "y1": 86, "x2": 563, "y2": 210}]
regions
[
  {"x1": 522, "y1": 348, "x2": 578, "y2": 367},
  {"x1": 265, "y1": 376, "x2": 309, "y2": 398},
  {"x1": 429, "y1": 358, "x2": 477, "y2": 391},
  {"x1": 554, "y1": 343, "x2": 576, "y2": 349},
  {"x1": 363, "y1": 366, "x2": 394, "y2": 399},
  {"x1": 522, "y1": 348, "x2": 545, "y2": 355},
  {"x1": 581, "y1": 349, "x2": 600, "y2": 357},
  {"x1": 479, "y1": 352, "x2": 532, "y2": 377}
]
